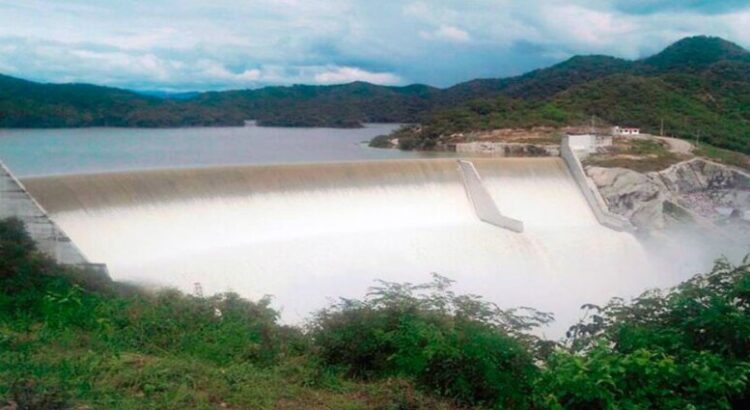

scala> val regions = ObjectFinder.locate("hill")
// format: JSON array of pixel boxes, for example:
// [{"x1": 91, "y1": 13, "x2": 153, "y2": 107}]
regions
[
  {"x1": 445, "y1": 55, "x2": 633, "y2": 101},
  {"x1": 194, "y1": 81, "x2": 442, "y2": 127},
  {"x1": 392, "y1": 36, "x2": 750, "y2": 154},
  {"x1": 641, "y1": 36, "x2": 750, "y2": 72},
  {"x1": 0, "y1": 74, "x2": 243, "y2": 127},
  {"x1": 1, "y1": 35, "x2": 749, "y2": 153}
]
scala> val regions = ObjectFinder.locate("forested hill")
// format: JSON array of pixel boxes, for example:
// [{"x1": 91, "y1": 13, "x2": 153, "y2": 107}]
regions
[
  {"x1": 192, "y1": 82, "x2": 442, "y2": 127},
  {"x1": 0, "y1": 72, "x2": 444, "y2": 128},
  {"x1": 396, "y1": 36, "x2": 750, "y2": 154},
  {"x1": 0, "y1": 74, "x2": 244, "y2": 127},
  {"x1": 0, "y1": 54, "x2": 643, "y2": 129},
  {"x1": 1, "y1": 35, "x2": 750, "y2": 153}
]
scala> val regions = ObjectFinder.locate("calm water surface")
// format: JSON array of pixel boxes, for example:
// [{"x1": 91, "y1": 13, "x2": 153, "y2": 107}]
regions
[{"x1": 0, "y1": 123, "x2": 447, "y2": 177}]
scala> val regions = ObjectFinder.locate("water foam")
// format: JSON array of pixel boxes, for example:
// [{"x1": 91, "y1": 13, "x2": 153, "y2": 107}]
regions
[{"x1": 23, "y1": 158, "x2": 696, "y2": 337}]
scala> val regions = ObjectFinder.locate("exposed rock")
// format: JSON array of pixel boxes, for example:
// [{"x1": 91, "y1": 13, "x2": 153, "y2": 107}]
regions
[
  {"x1": 653, "y1": 158, "x2": 750, "y2": 193},
  {"x1": 587, "y1": 166, "x2": 666, "y2": 229},
  {"x1": 651, "y1": 159, "x2": 750, "y2": 220},
  {"x1": 586, "y1": 158, "x2": 750, "y2": 231}
]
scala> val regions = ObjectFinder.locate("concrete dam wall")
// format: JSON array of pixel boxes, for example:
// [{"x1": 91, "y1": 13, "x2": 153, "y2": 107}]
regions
[
  {"x1": 0, "y1": 161, "x2": 89, "y2": 265},
  {"x1": 22, "y1": 158, "x2": 683, "y2": 335}
]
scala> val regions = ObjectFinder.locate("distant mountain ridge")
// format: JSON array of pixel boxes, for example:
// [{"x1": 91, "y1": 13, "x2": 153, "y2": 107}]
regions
[
  {"x1": 0, "y1": 74, "x2": 240, "y2": 127},
  {"x1": 0, "y1": 35, "x2": 748, "y2": 152},
  {"x1": 642, "y1": 36, "x2": 750, "y2": 71},
  {"x1": 390, "y1": 36, "x2": 750, "y2": 154}
]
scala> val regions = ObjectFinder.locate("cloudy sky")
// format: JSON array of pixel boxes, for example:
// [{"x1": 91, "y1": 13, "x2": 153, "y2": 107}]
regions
[{"x1": 0, "y1": 0, "x2": 749, "y2": 91}]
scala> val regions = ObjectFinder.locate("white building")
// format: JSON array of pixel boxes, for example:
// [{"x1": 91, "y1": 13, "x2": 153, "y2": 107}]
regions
[{"x1": 613, "y1": 126, "x2": 640, "y2": 136}]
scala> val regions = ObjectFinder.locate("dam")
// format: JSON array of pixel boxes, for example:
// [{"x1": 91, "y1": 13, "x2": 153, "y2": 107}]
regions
[{"x1": 19, "y1": 157, "x2": 693, "y2": 335}]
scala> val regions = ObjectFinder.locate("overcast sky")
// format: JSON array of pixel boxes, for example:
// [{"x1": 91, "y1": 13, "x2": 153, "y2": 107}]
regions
[{"x1": 0, "y1": 0, "x2": 749, "y2": 91}]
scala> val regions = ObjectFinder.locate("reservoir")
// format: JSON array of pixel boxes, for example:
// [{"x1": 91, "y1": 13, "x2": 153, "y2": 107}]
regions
[{"x1": 0, "y1": 123, "x2": 437, "y2": 177}]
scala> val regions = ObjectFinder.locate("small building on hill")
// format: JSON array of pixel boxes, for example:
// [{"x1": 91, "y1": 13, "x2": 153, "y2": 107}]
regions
[{"x1": 613, "y1": 126, "x2": 640, "y2": 136}]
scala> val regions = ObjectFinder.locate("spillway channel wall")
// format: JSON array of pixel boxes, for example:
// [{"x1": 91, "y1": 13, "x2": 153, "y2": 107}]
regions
[
  {"x1": 0, "y1": 161, "x2": 106, "y2": 273},
  {"x1": 560, "y1": 137, "x2": 634, "y2": 232},
  {"x1": 457, "y1": 160, "x2": 524, "y2": 232}
]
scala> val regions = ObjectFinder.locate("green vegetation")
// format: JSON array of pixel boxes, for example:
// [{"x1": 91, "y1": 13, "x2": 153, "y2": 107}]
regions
[
  {"x1": 695, "y1": 143, "x2": 750, "y2": 170},
  {"x1": 195, "y1": 82, "x2": 442, "y2": 128},
  {"x1": 584, "y1": 138, "x2": 684, "y2": 173},
  {"x1": 641, "y1": 36, "x2": 750, "y2": 72},
  {"x1": 2, "y1": 217, "x2": 750, "y2": 408},
  {"x1": 4, "y1": 35, "x2": 750, "y2": 153},
  {"x1": 0, "y1": 75, "x2": 244, "y2": 128},
  {"x1": 387, "y1": 97, "x2": 580, "y2": 150},
  {"x1": 310, "y1": 276, "x2": 552, "y2": 408},
  {"x1": 382, "y1": 36, "x2": 750, "y2": 154},
  {"x1": 0, "y1": 218, "x2": 453, "y2": 409},
  {"x1": 367, "y1": 133, "x2": 396, "y2": 148}
]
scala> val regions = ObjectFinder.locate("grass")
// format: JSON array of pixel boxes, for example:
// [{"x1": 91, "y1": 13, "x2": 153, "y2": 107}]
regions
[
  {"x1": 1, "y1": 328, "x2": 457, "y2": 410},
  {"x1": 694, "y1": 143, "x2": 750, "y2": 170},
  {"x1": 584, "y1": 137, "x2": 750, "y2": 173},
  {"x1": 583, "y1": 138, "x2": 685, "y2": 172}
]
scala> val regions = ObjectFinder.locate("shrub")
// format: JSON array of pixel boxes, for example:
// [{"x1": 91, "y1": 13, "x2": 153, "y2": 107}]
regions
[
  {"x1": 310, "y1": 274, "x2": 551, "y2": 407},
  {"x1": 542, "y1": 256, "x2": 750, "y2": 409},
  {"x1": 368, "y1": 134, "x2": 394, "y2": 148}
]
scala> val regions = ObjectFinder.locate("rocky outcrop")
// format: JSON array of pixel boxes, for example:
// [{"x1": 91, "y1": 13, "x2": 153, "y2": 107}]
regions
[
  {"x1": 586, "y1": 158, "x2": 750, "y2": 231},
  {"x1": 656, "y1": 158, "x2": 749, "y2": 192},
  {"x1": 587, "y1": 167, "x2": 667, "y2": 229},
  {"x1": 654, "y1": 159, "x2": 750, "y2": 218}
]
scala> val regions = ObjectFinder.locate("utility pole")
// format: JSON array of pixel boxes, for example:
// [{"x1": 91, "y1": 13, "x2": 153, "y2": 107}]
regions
[{"x1": 660, "y1": 119, "x2": 664, "y2": 137}]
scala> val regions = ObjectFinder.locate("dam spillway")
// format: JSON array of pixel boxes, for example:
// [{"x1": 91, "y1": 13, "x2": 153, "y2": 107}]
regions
[{"x1": 22, "y1": 158, "x2": 678, "y2": 335}]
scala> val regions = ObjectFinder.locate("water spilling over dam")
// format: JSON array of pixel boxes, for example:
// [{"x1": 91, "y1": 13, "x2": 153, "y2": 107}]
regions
[{"x1": 22, "y1": 158, "x2": 696, "y2": 335}]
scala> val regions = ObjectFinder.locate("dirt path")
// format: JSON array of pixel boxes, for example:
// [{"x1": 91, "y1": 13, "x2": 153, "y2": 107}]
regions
[
  {"x1": 654, "y1": 136, "x2": 694, "y2": 155},
  {"x1": 630, "y1": 134, "x2": 694, "y2": 155}
]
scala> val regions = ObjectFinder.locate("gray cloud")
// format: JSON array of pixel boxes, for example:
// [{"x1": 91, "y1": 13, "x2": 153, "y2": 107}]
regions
[
  {"x1": 612, "y1": 0, "x2": 750, "y2": 15},
  {"x1": 0, "y1": 0, "x2": 748, "y2": 91}
]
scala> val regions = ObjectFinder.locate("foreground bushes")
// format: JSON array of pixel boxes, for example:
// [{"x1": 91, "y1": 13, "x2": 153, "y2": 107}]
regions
[
  {"x1": 2, "y1": 217, "x2": 750, "y2": 409},
  {"x1": 539, "y1": 256, "x2": 750, "y2": 409},
  {"x1": 0, "y1": 218, "x2": 284, "y2": 368},
  {"x1": 310, "y1": 276, "x2": 550, "y2": 407}
]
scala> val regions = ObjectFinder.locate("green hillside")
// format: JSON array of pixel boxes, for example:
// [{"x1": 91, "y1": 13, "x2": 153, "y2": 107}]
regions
[
  {"x1": 1, "y1": 35, "x2": 749, "y2": 153},
  {"x1": 641, "y1": 36, "x2": 750, "y2": 72},
  {"x1": 195, "y1": 82, "x2": 442, "y2": 127},
  {"x1": 0, "y1": 74, "x2": 244, "y2": 128},
  {"x1": 391, "y1": 36, "x2": 750, "y2": 153}
]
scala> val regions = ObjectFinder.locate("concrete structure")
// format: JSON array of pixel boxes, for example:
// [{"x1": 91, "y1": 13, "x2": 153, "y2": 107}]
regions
[
  {"x1": 454, "y1": 142, "x2": 559, "y2": 157},
  {"x1": 567, "y1": 134, "x2": 595, "y2": 153},
  {"x1": 457, "y1": 160, "x2": 524, "y2": 232},
  {"x1": 560, "y1": 137, "x2": 634, "y2": 232},
  {"x1": 594, "y1": 135, "x2": 613, "y2": 150},
  {"x1": 613, "y1": 126, "x2": 640, "y2": 136},
  {"x1": 0, "y1": 161, "x2": 95, "y2": 266},
  {"x1": 566, "y1": 134, "x2": 613, "y2": 158}
]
